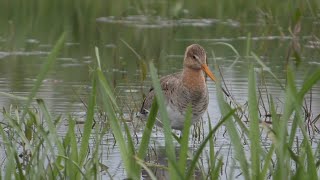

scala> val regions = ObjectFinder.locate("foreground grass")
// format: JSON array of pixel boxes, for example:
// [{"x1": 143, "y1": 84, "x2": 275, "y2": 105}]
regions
[{"x1": 0, "y1": 36, "x2": 320, "y2": 180}]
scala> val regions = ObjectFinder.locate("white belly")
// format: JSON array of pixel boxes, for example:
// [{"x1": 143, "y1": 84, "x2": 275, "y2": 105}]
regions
[{"x1": 166, "y1": 105, "x2": 187, "y2": 130}]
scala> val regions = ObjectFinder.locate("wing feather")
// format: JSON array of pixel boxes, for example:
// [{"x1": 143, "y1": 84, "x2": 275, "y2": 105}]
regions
[{"x1": 140, "y1": 72, "x2": 182, "y2": 115}]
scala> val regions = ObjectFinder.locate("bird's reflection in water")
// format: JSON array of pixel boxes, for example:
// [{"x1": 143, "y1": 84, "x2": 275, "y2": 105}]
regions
[{"x1": 141, "y1": 145, "x2": 203, "y2": 180}]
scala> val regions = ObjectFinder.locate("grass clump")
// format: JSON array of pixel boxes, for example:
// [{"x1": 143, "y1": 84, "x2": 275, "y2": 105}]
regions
[{"x1": 0, "y1": 38, "x2": 319, "y2": 180}]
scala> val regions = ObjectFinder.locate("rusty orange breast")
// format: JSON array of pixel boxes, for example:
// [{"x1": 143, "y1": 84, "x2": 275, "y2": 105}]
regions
[{"x1": 181, "y1": 67, "x2": 206, "y2": 92}]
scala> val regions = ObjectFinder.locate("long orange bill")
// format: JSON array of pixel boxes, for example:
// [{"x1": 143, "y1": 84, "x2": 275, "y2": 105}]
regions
[
  {"x1": 201, "y1": 64, "x2": 230, "y2": 97},
  {"x1": 201, "y1": 64, "x2": 216, "y2": 82}
]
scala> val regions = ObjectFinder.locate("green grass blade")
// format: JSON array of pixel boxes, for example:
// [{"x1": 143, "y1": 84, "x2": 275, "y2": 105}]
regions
[
  {"x1": 95, "y1": 47, "x2": 139, "y2": 179},
  {"x1": 120, "y1": 39, "x2": 142, "y2": 60},
  {"x1": 178, "y1": 105, "x2": 192, "y2": 177},
  {"x1": 25, "y1": 112, "x2": 61, "y2": 178},
  {"x1": 261, "y1": 145, "x2": 275, "y2": 179},
  {"x1": 149, "y1": 63, "x2": 181, "y2": 179},
  {"x1": 36, "y1": 99, "x2": 65, "y2": 155},
  {"x1": 269, "y1": 96, "x2": 279, "y2": 142},
  {"x1": 30, "y1": 115, "x2": 55, "y2": 154},
  {"x1": 79, "y1": 73, "x2": 96, "y2": 166},
  {"x1": 2, "y1": 110, "x2": 31, "y2": 150},
  {"x1": 95, "y1": 64, "x2": 137, "y2": 178},
  {"x1": 298, "y1": 67, "x2": 320, "y2": 98},
  {"x1": 290, "y1": 68, "x2": 318, "y2": 179},
  {"x1": 21, "y1": 33, "x2": 65, "y2": 120},
  {"x1": 291, "y1": 110, "x2": 317, "y2": 179},
  {"x1": 65, "y1": 117, "x2": 79, "y2": 162},
  {"x1": 186, "y1": 108, "x2": 237, "y2": 178},
  {"x1": 97, "y1": 79, "x2": 129, "y2": 174},
  {"x1": 232, "y1": 110, "x2": 249, "y2": 135},
  {"x1": 95, "y1": 47, "x2": 118, "y2": 110},
  {"x1": 94, "y1": 47, "x2": 102, "y2": 69},
  {"x1": 13, "y1": 151, "x2": 25, "y2": 180},
  {"x1": 288, "y1": 114, "x2": 299, "y2": 148},
  {"x1": 95, "y1": 48, "x2": 139, "y2": 179},
  {"x1": 316, "y1": 142, "x2": 320, "y2": 168},
  {"x1": 208, "y1": 119, "x2": 216, "y2": 178},
  {"x1": 65, "y1": 117, "x2": 79, "y2": 178},
  {"x1": 56, "y1": 155, "x2": 87, "y2": 179},
  {"x1": 251, "y1": 52, "x2": 284, "y2": 90},
  {"x1": 98, "y1": 81, "x2": 132, "y2": 178},
  {"x1": 216, "y1": 81, "x2": 250, "y2": 179},
  {"x1": 208, "y1": 119, "x2": 214, "y2": 158},
  {"x1": 248, "y1": 66, "x2": 261, "y2": 179},
  {"x1": 96, "y1": 70, "x2": 119, "y2": 110},
  {"x1": 137, "y1": 99, "x2": 158, "y2": 159},
  {"x1": 275, "y1": 66, "x2": 296, "y2": 179},
  {"x1": 124, "y1": 120, "x2": 139, "y2": 175},
  {"x1": 135, "y1": 157, "x2": 157, "y2": 180},
  {"x1": 5, "y1": 151, "x2": 14, "y2": 180},
  {"x1": 0, "y1": 92, "x2": 28, "y2": 101},
  {"x1": 303, "y1": 139, "x2": 318, "y2": 180},
  {"x1": 212, "y1": 158, "x2": 223, "y2": 180}
]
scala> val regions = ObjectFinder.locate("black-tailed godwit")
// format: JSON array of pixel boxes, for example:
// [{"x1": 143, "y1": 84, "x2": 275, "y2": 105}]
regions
[{"x1": 140, "y1": 44, "x2": 220, "y2": 130}]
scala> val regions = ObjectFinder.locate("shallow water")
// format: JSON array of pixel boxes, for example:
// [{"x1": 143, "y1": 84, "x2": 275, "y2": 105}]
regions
[{"x1": 1, "y1": 2, "x2": 320, "y2": 179}]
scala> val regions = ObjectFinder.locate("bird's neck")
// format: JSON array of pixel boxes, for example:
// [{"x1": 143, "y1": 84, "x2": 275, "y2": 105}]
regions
[{"x1": 182, "y1": 67, "x2": 206, "y2": 92}]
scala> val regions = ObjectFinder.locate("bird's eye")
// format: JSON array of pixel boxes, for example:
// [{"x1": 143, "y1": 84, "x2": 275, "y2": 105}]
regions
[{"x1": 192, "y1": 55, "x2": 196, "y2": 59}]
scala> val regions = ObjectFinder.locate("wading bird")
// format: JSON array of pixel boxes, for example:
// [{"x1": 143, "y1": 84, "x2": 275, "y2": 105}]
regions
[{"x1": 140, "y1": 44, "x2": 227, "y2": 130}]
